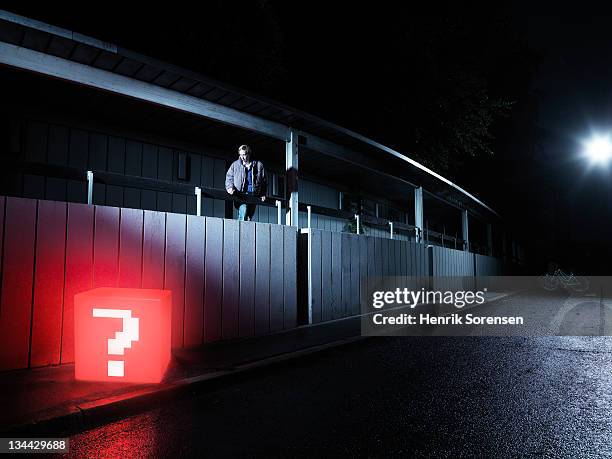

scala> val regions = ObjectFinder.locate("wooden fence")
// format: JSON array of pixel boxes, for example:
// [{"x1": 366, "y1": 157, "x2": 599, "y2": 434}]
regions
[
  {"x1": 0, "y1": 196, "x2": 506, "y2": 372},
  {"x1": 475, "y1": 253, "x2": 504, "y2": 277},
  {"x1": 0, "y1": 196, "x2": 297, "y2": 371},
  {"x1": 300, "y1": 229, "x2": 429, "y2": 324},
  {"x1": 300, "y1": 229, "x2": 507, "y2": 324}
]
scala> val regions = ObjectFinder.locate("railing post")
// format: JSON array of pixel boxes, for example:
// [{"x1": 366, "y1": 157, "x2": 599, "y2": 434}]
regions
[
  {"x1": 462, "y1": 209, "x2": 469, "y2": 252},
  {"x1": 355, "y1": 214, "x2": 361, "y2": 235},
  {"x1": 285, "y1": 129, "x2": 299, "y2": 226},
  {"x1": 194, "y1": 187, "x2": 201, "y2": 216},
  {"x1": 414, "y1": 186, "x2": 423, "y2": 243},
  {"x1": 87, "y1": 170, "x2": 93, "y2": 205},
  {"x1": 276, "y1": 200, "x2": 282, "y2": 225},
  {"x1": 307, "y1": 205, "x2": 312, "y2": 229},
  {"x1": 389, "y1": 221, "x2": 394, "y2": 239}
]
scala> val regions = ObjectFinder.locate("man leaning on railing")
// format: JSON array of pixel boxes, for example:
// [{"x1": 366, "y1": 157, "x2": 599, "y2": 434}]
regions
[{"x1": 225, "y1": 144, "x2": 268, "y2": 221}]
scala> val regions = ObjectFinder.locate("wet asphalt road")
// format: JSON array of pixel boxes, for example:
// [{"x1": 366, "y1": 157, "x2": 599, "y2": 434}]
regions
[{"x1": 64, "y1": 293, "x2": 612, "y2": 457}]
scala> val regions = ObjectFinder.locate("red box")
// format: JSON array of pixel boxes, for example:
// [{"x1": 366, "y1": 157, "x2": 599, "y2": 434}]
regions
[{"x1": 74, "y1": 288, "x2": 172, "y2": 383}]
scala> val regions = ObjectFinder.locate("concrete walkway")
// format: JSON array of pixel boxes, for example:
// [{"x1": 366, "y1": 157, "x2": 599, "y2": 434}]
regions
[{"x1": 1, "y1": 316, "x2": 364, "y2": 436}]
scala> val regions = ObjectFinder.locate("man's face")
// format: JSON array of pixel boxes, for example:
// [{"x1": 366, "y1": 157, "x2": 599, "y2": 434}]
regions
[{"x1": 239, "y1": 150, "x2": 250, "y2": 164}]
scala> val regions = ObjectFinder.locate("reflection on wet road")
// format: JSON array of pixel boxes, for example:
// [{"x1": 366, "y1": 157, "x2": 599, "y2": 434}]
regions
[{"x1": 65, "y1": 319, "x2": 612, "y2": 456}]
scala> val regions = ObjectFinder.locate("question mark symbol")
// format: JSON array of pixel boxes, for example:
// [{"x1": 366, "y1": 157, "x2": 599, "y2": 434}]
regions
[{"x1": 92, "y1": 308, "x2": 139, "y2": 377}]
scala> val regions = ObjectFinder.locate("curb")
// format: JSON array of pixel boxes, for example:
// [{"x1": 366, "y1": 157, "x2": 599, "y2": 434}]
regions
[{"x1": 2, "y1": 335, "x2": 367, "y2": 436}]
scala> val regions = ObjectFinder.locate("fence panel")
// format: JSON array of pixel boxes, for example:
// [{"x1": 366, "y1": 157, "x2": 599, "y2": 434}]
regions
[
  {"x1": 165, "y1": 213, "x2": 187, "y2": 348},
  {"x1": 283, "y1": 226, "x2": 298, "y2": 329},
  {"x1": 222, "y1": 219, "x2": 240, "y2": 340},
  {"x1": 184, "y1": 215, "x2": 205, "y2": 347},
  {"x1": 239, "y1": 221, "x2": 256, "y2": 337},
  {"x1": 297, "y1": 229, "x2": 505, "y2": 326},
  {"x1": 61, "y1": 203, "x2": 94, "y2": 364},
  {"x1": 30, "y1": 200, "x2": 66, "y2": 367},
  {"x1": 255, "y1": 223, "x2": 272, "y2": 334},
  {"x1": 0, "y1": 198, "x2": 37, "y2": 370},
  {"x1": 270, "y1": 224, "x2": 284, "y2": 331},
  {"x1": 118, "y1": 208, "x2": 143, "y2": 289},
  {"x1": 204, "y1": 217, "x2": 223, "y2": 343}
]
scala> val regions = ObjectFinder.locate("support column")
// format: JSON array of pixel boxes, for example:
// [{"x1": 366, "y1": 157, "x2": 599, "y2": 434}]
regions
[
  {"x1": 486, "y1": 223, "x2": 493, "y2": 256},
  {"x1": 285, "y1": 129, "x2": 298, "y2": 226},
  {"x1": 414, "y1": 187, "x2": 424, "y2": 243},
  {"x1": 462, "y1": 210, "x2": 469, "y2": 252}
]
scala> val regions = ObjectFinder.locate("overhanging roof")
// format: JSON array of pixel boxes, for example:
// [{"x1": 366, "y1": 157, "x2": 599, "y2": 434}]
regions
[{"x1": 0, "y1": 9, "x2": 499, "y2": 219}]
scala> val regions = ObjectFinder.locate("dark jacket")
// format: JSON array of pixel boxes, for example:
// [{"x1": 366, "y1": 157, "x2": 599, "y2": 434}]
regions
[{"x1": 225, "y1": 159, "x2": 268, "y2": 197}]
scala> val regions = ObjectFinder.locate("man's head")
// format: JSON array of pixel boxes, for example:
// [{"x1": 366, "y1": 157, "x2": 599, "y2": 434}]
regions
[{"x1": 238, "y1": 145, "x2": 252, "y2": 164}]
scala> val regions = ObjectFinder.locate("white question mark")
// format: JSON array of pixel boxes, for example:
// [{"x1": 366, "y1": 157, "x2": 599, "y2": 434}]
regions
[{"x1": 92, "y1": 308, "x2": 139, "y2": 377}]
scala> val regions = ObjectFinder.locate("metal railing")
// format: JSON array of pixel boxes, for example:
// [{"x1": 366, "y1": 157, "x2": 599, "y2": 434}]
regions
[
  {"x1": 421, "y1": 226, "x2": 466, "y2": 251},
  {"x1": 1, "y1": 159, "x2": 496, "y2": 255},
  {"x1": 1, "y1": 158, "x2": 288, "y2": 220},
  {"x1": 297, "y1": 202, "x2": 420, "y2": 240}
]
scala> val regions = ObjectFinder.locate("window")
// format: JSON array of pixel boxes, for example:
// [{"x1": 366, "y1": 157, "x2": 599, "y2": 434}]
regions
[
  {"x1": 271, "y1": 173, "x2": 285, "y2": 198},
  {"x1": 177, "y1": 152, "x2": 190, "y2": 181}
]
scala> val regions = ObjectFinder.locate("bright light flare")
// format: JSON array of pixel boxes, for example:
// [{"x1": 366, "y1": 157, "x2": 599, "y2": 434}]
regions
[{"x1": 584, "y1": 135, "x2": 612, "y2": 164}]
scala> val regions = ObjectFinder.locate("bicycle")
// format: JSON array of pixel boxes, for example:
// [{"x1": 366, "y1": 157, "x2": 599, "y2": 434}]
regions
[{"x1": 539, "y1": 269, "x2": 589, "y2": 293}]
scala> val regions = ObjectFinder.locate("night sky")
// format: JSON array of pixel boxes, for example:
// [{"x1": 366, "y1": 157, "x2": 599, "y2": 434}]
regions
[
  {"x1": 3, "y1": 5, "x2": 612, "y2": 272},
  {"x1": 528, "y1": 16, "x2": 612, "y2": 133},
  {"x1": 524, "y1": 16, "x2": 612, "y2": 271}
]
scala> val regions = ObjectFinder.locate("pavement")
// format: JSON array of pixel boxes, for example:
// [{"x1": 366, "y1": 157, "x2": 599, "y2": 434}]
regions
[
  {"x1": 0, "y1": 316, "x2": 364, "y2": 436},
  {"x1": 0, "y1": 291, "x2": 514, "y2": 437},
  {"x1": 66, "y1": 331, "x2": 612, "y2": 457}
]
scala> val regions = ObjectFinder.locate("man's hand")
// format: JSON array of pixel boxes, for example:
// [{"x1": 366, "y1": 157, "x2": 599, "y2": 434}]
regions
[
  {"x1": 260, "y1": 196, "x2": 266, "y2": 202},
  {"x1": 227, "y1": 187, "x2": 235, "y2": 195}
]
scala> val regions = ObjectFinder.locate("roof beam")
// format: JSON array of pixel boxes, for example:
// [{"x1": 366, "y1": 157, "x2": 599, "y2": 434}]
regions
[
  {"x1": 0, "y1": 10, "x2": 117, "y2": 52},
  {"x1": 300, "y1": 131, "x2": 498, "y2": 219},
  {"x1": 0, "y1": 41, "x2": 291, "y2": 141},
  {"x1": 308, "y1": 123, "x2": 499, "y2": 217},
  {"x1": 299, "y1": 131, "x2": 499, "y2": 217},
  {"x1": 298, "y1": 130, "x2": 420, "y2": 190}
]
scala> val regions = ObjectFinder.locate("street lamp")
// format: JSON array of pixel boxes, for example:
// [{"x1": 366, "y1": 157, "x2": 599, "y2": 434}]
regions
[{"x1": 583, "y1": 134, "x2": 612, "y2": 165}]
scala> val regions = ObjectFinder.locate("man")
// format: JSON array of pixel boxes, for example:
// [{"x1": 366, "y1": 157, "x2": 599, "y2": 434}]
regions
[{"x1": 225, "y1": 144, "x2": 267, "y2": 221}]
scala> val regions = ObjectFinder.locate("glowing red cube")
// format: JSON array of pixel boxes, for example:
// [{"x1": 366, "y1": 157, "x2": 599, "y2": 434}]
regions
[{"x1": 74, "y1": 288, "x2": 172, "y2": 383}]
